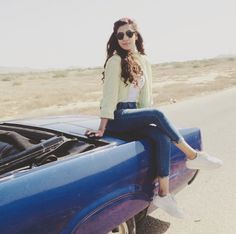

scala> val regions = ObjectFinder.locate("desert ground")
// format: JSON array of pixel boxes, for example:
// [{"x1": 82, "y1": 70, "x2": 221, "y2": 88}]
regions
[{"x1": 0, "y1": 57, "x2": 236, "y2": 121}]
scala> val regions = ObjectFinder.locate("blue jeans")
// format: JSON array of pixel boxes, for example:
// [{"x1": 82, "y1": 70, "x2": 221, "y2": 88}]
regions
[{"x1": 105, "y1": 102, "x2": 184, "y2": 177}]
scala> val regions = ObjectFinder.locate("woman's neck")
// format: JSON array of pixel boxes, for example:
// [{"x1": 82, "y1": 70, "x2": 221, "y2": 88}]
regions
[{"x1": 130, "y1": 45, "x2": 139, "y2": 54}]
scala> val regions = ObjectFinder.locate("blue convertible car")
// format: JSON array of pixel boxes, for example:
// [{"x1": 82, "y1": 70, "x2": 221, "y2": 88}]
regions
[{"x1": 0, "y1": 115, "x2": 201, "y2": 234}]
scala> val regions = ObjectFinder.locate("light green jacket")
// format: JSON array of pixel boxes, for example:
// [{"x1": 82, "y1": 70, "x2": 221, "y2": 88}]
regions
[{"x1": 100, "y1": 53, "x2": 153, "y2": 119}]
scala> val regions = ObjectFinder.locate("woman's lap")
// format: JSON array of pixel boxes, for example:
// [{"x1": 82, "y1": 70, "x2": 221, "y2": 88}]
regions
[
  {"x1": 106, "y1": 105, "x2": 182, "y2": 143},
  {"x1": 106, "y1": 107, "x2": 162, "y2": 133}
]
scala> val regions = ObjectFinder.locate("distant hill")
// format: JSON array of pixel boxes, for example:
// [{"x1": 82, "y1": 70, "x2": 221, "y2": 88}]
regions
[
  {"x1": 1, "y1": 55, "x2": 235, "y2": 74},
  {"x1": 0, "y1": 66, "x2": 95, "y2": 74},
  {"x1": 0, "y1": 66, "x2": 41, "y2": 74},
  {"x1": 215, "y1": 54, "x2": 236, "y2": 59}
]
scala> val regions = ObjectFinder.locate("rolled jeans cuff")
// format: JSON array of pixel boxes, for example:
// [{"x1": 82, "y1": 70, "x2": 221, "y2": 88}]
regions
[{"x1": 174, "y1": 137, "x2": 184, "y2": 144}]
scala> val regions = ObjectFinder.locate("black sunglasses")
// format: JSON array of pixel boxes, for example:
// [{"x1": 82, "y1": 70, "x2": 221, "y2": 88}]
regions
[{"x1": 116, "y1": 30, "x2": 135, "y2": 40}]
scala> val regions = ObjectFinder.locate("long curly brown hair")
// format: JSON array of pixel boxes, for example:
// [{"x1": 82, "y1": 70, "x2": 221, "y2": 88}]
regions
[{"x1": 102, "y1": 18, "x2": 146, "y2": 86}]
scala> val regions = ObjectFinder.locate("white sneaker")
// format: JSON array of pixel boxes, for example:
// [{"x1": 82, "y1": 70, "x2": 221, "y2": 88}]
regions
[
  {"x1": 152, "y1": 194, "x2": 185, "y2": 219},
  {"x1": 186, "y1": 151, "x2": 223, "y2": 170}
]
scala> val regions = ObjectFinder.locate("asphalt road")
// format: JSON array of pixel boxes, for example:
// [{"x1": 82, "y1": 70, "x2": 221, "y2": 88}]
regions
[{"x1": 148, "y1": 87, "x2": 236, "y2": 234}]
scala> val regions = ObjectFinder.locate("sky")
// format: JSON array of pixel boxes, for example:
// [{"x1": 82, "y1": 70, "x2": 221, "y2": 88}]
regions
[{"x1": 0, "y1": 0, "x2": 235, "y2": 69}]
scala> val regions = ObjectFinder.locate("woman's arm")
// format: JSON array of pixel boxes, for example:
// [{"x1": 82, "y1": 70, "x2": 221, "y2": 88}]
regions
[
  {"x1": 85, "y1": 55, "x2": 121, "y2": 139},
  {"x1": 100, "y1": 55, "x2": 121, "y2": 119}
]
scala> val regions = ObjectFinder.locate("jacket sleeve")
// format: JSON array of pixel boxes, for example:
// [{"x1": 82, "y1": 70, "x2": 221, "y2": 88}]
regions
[{"x1": 100, "y1": 55, "x2": 121, "y2": 119}]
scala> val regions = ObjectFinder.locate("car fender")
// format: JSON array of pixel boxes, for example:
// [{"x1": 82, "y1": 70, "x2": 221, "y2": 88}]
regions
[{"x1": 61, "y1": 188, "x2": 150, "y2": 234}]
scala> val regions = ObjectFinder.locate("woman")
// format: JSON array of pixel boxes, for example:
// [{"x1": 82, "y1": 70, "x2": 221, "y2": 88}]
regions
[{"x1": 85, "y1": 17, "x2": 222, "y2": 218}]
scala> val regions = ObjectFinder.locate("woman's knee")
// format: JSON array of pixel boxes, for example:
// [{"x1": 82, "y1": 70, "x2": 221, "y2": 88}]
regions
[
  {"x1": 146, "y1": 108, "x2": 166, "y2": 123},
  {"x1": 153, "y1": 109, "x2": 165, "y2": 119}
]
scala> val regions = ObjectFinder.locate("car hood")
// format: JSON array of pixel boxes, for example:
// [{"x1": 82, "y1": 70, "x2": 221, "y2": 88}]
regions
[{"x1": 1, "y1": 115, "x2": 125, "y2": 144}]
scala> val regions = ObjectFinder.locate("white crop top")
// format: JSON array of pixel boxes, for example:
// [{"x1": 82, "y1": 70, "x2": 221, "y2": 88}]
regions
[{"x1": 126, "y1": 75, "x2": 145, "y2": 102}]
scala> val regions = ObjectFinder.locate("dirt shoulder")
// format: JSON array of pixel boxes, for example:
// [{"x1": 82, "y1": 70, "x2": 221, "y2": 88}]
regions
[{"x1": 0, "y1": 57, "x2": 235, "y2": 120}]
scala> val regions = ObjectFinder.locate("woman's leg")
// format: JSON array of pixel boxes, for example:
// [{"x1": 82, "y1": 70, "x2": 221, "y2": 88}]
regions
[
  {"x1": 135, "y1": 125, "x2": 185, "y2": 218},
  {"x1": 108, "y1": 120, "x2": 172, "y2": 194},
  {"x1": 106, "y1": 108, "x2": 191, "y2": 218},
  {"x1": 108, "y1": 107, "x2": 222, "y2": 169},
  {"x1": 109, "y1": 107, "x2": 198, "y2": 157},
  {"x1": 110, "y1": 107, "x2": 183, "y2": 143},
  {"x1": 135, "y1": 126, "x2": 171, "y2": 194}
]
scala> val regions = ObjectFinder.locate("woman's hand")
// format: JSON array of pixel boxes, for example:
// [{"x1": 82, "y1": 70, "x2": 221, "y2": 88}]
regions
[
  {"x1": 85, "y1": 129, "x2": 105, "y2": 139},
  {"x1": 85, "y1": 118, "x2": 108, "y2": 139}
]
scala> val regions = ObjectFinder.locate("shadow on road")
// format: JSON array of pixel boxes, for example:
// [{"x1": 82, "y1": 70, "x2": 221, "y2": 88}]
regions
[{"x1": 136, "y1": 215, "x2": 170, "y2": 234}]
